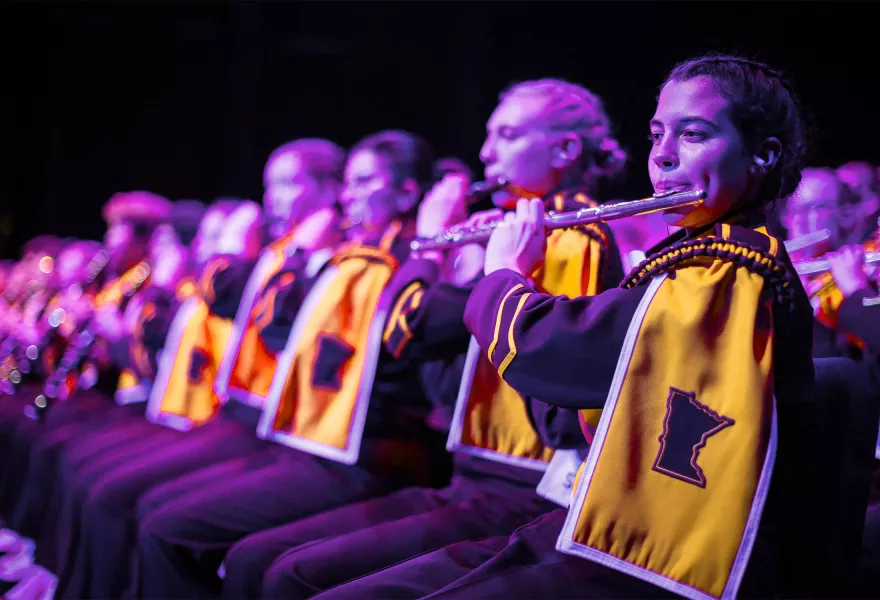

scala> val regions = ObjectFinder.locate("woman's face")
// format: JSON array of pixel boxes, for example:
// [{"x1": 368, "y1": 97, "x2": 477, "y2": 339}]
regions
[
  {"x1": 191, "y1": 209, "x2": 227, "y2": 266},
  {"x1": 263, "y1": 151, "x2": 324, "y2": 241},
  {"x1": 340, "y1": 150, "x2": 409, "y2": 235},
  {"x1": 215, "y1": 204, "x2": 263, "y2": 261},
  {"x1": 56, "y1": 245, "x2": 91, "y2": 287},
  {"x1": 103, "y1": 221, "x2": 144, "y2": 273},
  {"x1": 784, "y1": 172, "x2": 854, "y2": 248},
  {"x1": 649, "y1": 76, "x2": 757, "y2": 229},
  {"x1": 836, "y1": 163, "x2": 880, "y2": 239},
  {"x1": 480, "y1": 94, "x2": 562, "y2": 208}
]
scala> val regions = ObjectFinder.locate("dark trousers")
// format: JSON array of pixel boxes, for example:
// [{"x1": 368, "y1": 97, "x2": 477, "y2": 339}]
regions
[
  {"x1": 225, "y1": 474, "x2": 555, "y2": 599},
  {"x1": 60, "y1": 404, "x2": 273, "y2": 599},
  {"x1": 858, "y1": 502, "x2": 880, "y2": 596},
  {"x1": 11, "y1": 402, "x2": 150, "y2": 540},
  {"x1": 309, "y1": 509, "x2": 674, "y2": 600},
  {"x1": 0, "y1": 387, "x2": 116, "y2": 518},
  {"x1": 43, "y1": 415, "x2": 182, "y2": 575},
  {"x1": 132, "y1": 446, "x2": 396, "y2": 599}
]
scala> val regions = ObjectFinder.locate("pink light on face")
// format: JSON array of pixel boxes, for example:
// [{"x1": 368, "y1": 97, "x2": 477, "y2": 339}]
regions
[
  {"x1": 339, "y1": 150, "x2": 401, "y2": 235},
  {"x1": 216, "y1": 204, "x2": 263, "y2": 261},
  {"x1": 785, "y1": 168, "x2": 853, "y2": 248},
  {"x1": 192, "y1": 209, "x2": 227, "y2": 266},
  {"x1": 649, "y1": 76, "x2": 754, "y2": 229},
  {"x1": 480, "y1": 94, "x2": 559, "y2": 208},
  {"x1": 263, "y1": 151, "x2": 321, "y2": 241}
]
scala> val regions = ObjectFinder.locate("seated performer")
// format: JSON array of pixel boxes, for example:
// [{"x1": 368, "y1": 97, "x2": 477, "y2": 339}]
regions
[
  {"x1": 785, "y1": 168, "x2": 879, "y2": 359},
  {"x1": 122, "y1": 130, "x2": 447, "y2": 599},
  {"x1": 222, "y1": 78, "x2": 627, "y2": 600},
  {"x1": 39, "y1": 199, "x2": 264, "y2": 597},
  {"x1": 215, "y1": 139, "x2": 347, "y2": 409},
  {"x1": 0, "y1": 193, "x2": 169, "y2": 504},
  {"x1": 45, "y1": 140, "x2": 347, "y2": 599},
  {"x1": 837, "y1": 161, "x2": 880, "y2": 244},
  {"x1": 303, "y1": 54, "x2": 823, "y2": 600},
  {"x1": 825, "y1": 245, "x2": 879, "y2": 354}
]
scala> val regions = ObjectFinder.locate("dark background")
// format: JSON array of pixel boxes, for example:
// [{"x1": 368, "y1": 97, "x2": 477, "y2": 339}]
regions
[{"x1": 2, "y1": 1, "x2": 879, "y2": 258}]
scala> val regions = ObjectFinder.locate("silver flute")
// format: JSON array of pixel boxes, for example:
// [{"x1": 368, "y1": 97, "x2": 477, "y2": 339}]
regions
[
  {"x1": 794, "y1": 251, "x2": 880, "y2": 275},
  {"x1": 792, "y1": 218, "x2": 880, "y2": 275},
  {"x1": 410, "y1": 186, "x2": 707, "y2": 251}
]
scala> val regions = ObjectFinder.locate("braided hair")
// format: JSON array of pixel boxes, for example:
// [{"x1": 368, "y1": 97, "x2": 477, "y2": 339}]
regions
[{"x1": 501, "y1": 79, "x2": 627, "y2": 186}]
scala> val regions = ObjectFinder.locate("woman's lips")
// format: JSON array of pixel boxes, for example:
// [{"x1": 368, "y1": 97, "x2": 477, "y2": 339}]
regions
[{"x1": 653, "y1": 183, "x2": 691, "y2": 196}]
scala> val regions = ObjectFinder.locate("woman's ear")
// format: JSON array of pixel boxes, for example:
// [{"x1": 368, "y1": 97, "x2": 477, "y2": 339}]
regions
[
  {"x1": 550, "y1": 133, "x2": 583, "y2": 170},
  {"x1": 753, "y1": 137, "x2": 782, "y2": 173},
  {"x1": 395, "y1": 178, "x2": 421, "y2": 214}
]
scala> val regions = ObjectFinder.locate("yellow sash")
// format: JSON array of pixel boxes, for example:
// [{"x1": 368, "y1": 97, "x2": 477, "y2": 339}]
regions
[
  {"x1": 447, "y1": 205, "x2": 609, "y2": 470},
  {"x1": 146, "y1": 259, "x2": 235, "y2": 430},
  {"x1": 557, "y1": 227, "x2": 792, "y2": 600},
  {"x1": 258, "y1": 227, "x2": 402, "y2": 464},
  {"x1": 115, "y1": 369, "x2": 149, "y2": 405},
  {"x1": 115, "y1": 277, "x2": 200, "y2": 406},
  {"x1": 215, "y1": 233, "x2": 294, "y2": 406}
]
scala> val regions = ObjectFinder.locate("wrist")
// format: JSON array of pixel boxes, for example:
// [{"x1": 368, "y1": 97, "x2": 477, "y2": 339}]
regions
[{"x1": 840, "y1": 278, "x2": 870, "y2": 297}]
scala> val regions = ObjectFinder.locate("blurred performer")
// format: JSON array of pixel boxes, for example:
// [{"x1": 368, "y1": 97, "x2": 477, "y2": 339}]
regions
[
  {"x1": 224, "y1": 78, "x2": 626, "y2": 599},
  {"x1": 838, "y1": 161, "x2": 880, "y2": 242},
  {"x1": 8, "y1": 202, "x2": 225, "y2": 575},
  {"x1": 126, "y1": 130, "x2": 440, "y2": 599},
  {"x1": 39, "y1": 199, "x2": 262, "y2": 595},
  {"x1": 262, "y1": 140, "x2": 346, "y2": 243},
  {"x1": 825, "y1": 245, "x2": 880, "y2": 352},
  {"x1": 0, "y1": 192, "x2": 169, "y2": 491},
  {"x1": 304, "y1": 55, "x2": 826, "y2": 600},
  {"x1": 214, "y1": 140, "x2": 346, "y2": 411},
  {"x1": 0, "y1": 236, "x2": 65, "y2": 360},
  {"x1": 784, "y1": 168, "x2": 878, "y2": 359},
  {"x1": 50, "y1": 141, "x2": 347, "y2": 599},
  {"x1": 1, "y1": 239, "x2": 100, "y2": 383}
]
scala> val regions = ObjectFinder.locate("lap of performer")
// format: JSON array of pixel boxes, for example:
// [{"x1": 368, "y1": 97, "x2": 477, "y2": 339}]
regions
[
  {"x1": 221, "y1": 77, "x2": 628, "y2": 600},
  {"x1": 305, "y1": 54, "x2": 831, "y2": 600},
  {"x1": 115, "y1": 129, "x2": 458, "y2": 599}
]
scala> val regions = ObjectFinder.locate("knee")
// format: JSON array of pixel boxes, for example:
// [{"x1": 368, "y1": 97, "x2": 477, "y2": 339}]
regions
[
  {"x1": 85, "y1": 475, "x2": 129, "y2": 514},
  {"x1": 135, "y1": 485, "x2": 170, "y2": 523},
  {"x1": 138, "y1": 505, "x2": 179, "y2": 553},
  {"x1": 222, "y1": 538, "x2": 279, "y2": 599},
  {"x1": 261, "y1": 549, "x2": 319, "y2": 600}
]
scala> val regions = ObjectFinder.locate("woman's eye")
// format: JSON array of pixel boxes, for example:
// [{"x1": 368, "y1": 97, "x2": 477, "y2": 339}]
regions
[
  {"x1": 682, "y1": 130, "x2": 707, "y2": 141},
  {"x1": 647, "y1": 132, "x2": 663, "y2": 144},
  {"x1": 498, "y1": 127, "x2": 518, "y2": 140}
]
